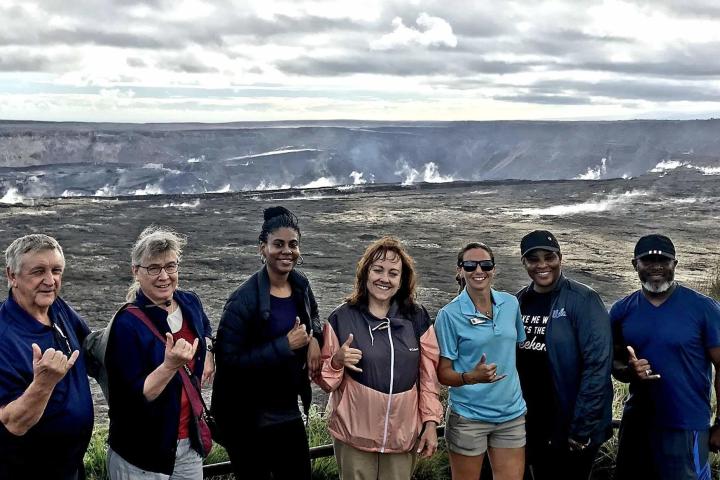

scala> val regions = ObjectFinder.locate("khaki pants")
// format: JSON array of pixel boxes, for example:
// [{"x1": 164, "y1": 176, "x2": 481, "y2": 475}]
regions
[{"x1": 333, "y1": 439, "x2": 418, "y2": 480}]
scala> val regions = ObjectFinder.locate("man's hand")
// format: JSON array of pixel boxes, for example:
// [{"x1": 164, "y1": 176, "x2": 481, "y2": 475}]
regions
[
  {"x1": 627, "y1": 346, "x2": 661, "y2": 380},
  {"x1": 32, "y1": 343, "x2": 79, "y2": 388},
  {"x1": 331, "y1": 334, "x2": 363, "y2": 372},
  {"x1": 568, "y1": 436, "x2": 590, "y2": 452},
  {"x1": 465, "y1": 353, "x2": 507, "y2": 384},
  {"x1": 162, "y1": 333, "x2": 198, "y2": 371},
  {"x1": 307, "y1": 337, "x2": 321, "y2": 379},
  {"x1": 416, "y1": 421, "x2": 439, "y2": 458}
]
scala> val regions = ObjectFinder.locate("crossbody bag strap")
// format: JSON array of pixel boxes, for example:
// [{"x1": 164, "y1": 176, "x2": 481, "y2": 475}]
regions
[{"x1": 124, "y1": 306, "x2": 206, "y2": 416}]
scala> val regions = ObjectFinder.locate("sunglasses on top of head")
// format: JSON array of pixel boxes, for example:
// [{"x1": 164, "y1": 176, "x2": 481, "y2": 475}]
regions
[{"x1": 459, "y1": 260, "x2": 495, "y2": 272}]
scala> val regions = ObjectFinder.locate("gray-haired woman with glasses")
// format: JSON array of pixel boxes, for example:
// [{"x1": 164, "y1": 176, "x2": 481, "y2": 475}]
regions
[{"x1": 105, "y1": 225, "x2": 214, "y2": 479}]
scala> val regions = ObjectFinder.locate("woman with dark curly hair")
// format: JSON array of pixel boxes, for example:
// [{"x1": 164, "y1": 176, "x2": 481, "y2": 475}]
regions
[
  {"x1": 316, "y1": 236, "x2": 443, "y2": 480},
  {"x1": 212, "y1": 206, "x2": 322, "y2": 480}
]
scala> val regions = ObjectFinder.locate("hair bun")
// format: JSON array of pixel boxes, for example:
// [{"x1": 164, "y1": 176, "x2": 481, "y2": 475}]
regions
[{"x1": 263, "y1": 206, "x2": 292, "y2": 221}]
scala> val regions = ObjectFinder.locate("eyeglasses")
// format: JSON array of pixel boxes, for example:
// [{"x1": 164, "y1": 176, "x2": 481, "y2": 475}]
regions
[
  {"x1": 52, "y1": 322, "x2": 72, "y2": 356},
  {"x1": 459, "y1": 260, "x2": 495, "y2": 272},
  {"x1": 137, "y1": 262, "x2": 179, "y2": 276}
]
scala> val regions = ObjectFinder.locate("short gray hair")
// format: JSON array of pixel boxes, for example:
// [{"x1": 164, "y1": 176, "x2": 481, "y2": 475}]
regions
[
  {"x1": 126, "y1": 226, "x2": 187, "y2": 301},
  {"x1": 5, "y1": 234, "x2": 65, "y2": 287}
]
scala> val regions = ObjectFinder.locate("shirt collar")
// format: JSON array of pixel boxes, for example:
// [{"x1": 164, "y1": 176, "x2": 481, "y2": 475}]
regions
[{"x1": 458, "y1": 287, "x2": 505, "y2": 316}]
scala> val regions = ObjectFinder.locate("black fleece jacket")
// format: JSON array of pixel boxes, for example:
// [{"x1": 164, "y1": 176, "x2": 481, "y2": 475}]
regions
[{"x1": 211, "y1": 267, "x2": 322, "y2": 431}]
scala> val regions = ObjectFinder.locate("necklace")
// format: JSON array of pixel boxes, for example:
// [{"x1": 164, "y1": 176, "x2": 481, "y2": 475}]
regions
[{"x1": 475, "y1": 303, "x2": 492, "y2": 318}]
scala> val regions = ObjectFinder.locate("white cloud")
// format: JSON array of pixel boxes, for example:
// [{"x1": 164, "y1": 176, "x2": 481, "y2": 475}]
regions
[
  {"x1": 370, "y1": 13, "x2": 457, "y2": 50},
  {"x1": 2, "y1": 0, "x2": 720, "y2": 122}
]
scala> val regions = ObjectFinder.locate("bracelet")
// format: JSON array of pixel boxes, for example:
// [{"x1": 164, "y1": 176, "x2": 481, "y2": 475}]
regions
[{"x1": 461, "y1": 372, "x2": 467, "y2": 385}]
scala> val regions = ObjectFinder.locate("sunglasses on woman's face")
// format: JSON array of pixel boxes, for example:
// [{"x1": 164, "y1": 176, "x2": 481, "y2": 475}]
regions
[{"x1": 459, "y1": 260, "x2": 495, "y2": 272}]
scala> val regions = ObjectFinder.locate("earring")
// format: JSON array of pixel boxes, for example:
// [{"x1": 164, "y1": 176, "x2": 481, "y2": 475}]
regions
[
  {"x1": 260, "y1": 255, "x2": 266, "y2": 264},
  {"x1": 296, "y1": 255, "x2": 304, "y2": 266}
]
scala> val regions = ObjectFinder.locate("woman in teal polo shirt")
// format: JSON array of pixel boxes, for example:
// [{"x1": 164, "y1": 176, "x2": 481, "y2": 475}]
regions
[{"x1": 436, "y1": 242, "x2": 526, "y2": 480}]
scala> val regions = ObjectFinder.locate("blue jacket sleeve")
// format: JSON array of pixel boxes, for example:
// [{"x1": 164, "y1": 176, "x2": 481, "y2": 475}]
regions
[
  {"x1": 569, "y1": 289, "x2": 613, "y2": 441},
  {"x1": 106, "y1": 312, "x2": 164, "y2": 403}
]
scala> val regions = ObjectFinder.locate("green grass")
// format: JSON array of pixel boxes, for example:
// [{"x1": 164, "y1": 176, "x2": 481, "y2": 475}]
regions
[{"x1": 83, "y1": 426, "x2": 108, "y2": 480}]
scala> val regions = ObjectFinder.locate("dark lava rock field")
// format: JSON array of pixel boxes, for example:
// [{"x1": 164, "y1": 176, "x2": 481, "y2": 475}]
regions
[{"x1": 1, "y1": 169, "x2": 718, "y2": 421}]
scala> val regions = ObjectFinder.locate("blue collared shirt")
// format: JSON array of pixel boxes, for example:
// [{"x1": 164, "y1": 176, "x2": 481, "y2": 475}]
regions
[
  {"x1": 0, "y1": 294, "x2": 93, "y2": 476},
  {"x1": 435, "y1": 288, "x2": 526, "y2": 422}
]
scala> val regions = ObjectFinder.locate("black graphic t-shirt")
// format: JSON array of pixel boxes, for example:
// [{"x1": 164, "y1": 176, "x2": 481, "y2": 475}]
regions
[{"x1": 517, "y1": 288, "x2": 556, "y2": 443}]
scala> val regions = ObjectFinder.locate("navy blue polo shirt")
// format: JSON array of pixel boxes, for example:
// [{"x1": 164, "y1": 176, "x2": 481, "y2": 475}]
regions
[
  {"x1": 0, "y1": 294, "x2": 94, "y2": 476},
  {"x1": 611, "y1": 285, "x2": 720, "y2": 429}
]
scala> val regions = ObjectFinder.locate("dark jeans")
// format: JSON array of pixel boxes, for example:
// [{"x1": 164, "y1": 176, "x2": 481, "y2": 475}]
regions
[
  {"x1": 525, "y1": 438, "x2": 599, "y2": 480},
  {"x1": 615, "y1": 410, "x2": 711, "y2": 480},
  {"x1": 225, "y1": 417, "x2": 311, "y2": 480}
]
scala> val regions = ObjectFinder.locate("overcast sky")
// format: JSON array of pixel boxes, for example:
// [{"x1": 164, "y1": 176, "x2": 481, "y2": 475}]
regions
[{"x1": 2, "y1": 0, "x2": 720, "y2": 122}]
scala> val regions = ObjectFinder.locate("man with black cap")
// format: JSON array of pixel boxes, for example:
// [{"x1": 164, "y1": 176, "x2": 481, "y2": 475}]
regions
[
  {"x1": 611, "y1": 234, "x2": 720, "y2": 480},
  {"x1": 515, "y1": 230, "x2": 613, "y2": 480}
]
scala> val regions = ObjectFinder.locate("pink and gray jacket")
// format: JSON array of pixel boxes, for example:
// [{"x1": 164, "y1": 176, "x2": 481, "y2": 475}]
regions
[{"x1": 316, "y1": 301, "x2": 443, "y2": 453}]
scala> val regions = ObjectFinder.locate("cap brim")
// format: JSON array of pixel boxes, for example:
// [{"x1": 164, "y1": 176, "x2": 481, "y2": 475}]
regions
[
  {"x1": 521, "y1": 246, "x2": 560, "y2": 257},
  {"x1": 635, "y1": 251, "x2": 675, "y2": 260}
]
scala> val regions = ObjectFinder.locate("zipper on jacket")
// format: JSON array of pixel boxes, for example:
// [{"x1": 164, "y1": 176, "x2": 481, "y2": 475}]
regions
[{"x1": 380, "y1": 318, "x2": 395, "y2": 453}]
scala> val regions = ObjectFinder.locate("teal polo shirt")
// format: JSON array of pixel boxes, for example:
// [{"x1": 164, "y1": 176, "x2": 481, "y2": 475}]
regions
[{"x1": 435, "y1": 288, "x2": 526, "y2": 423}]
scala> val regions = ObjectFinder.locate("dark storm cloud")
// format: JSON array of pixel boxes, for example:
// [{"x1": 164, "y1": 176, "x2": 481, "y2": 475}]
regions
[
  {"x1": 157, "y1": 56, "x2": 218, "y2": 74},
  {"x1": 580, "y1": 61, "x2": 720, "y2": 78},
  {"x1": 494, "y1": 94, "x2": 594, "y2": 105},
  {"x1": 503, "y1": 79, "x2": 720, "y2": 104},
  {"x1": 628, "y1": 0, "x2": 720, "y2": 18},
  {"x1": 524, "y1": 29, "x2": 634, "y2": 57},
  {"x1": 0, "y1": 54, "x2": 53, "y2": 72},
  {"x1": 126, "y1": 57, "x2": 146, "y2": 68},
  {"x1": 276, "y1": 52, "x2": 537, "y2": 77},
  {"x1": 240, "y1": 14, "x2": 367, "y2": 37}
]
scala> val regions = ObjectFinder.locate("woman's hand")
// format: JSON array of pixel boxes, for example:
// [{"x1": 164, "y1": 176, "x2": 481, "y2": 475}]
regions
[
  {"x1": 416, "y1": 421, "x2": 438, "y2": 458},
  {"x1": 162, "y1": 333, "x2": 198, "y2": 371},
  {"x1": 287, "y1": 317, "x2": 311, "y2": 350},
  {"x1": 202, "y1": 350, "x2": 215, "y2": 387},
  {"x1": 307, "y1": 337, "x2": 321, "y2": 379},
  {"x1": 465, "y1": 353, "x2": 507, "y2": 384},
  {"x1": 331, "y1": 334, "x2": 363, "y2": 372}
]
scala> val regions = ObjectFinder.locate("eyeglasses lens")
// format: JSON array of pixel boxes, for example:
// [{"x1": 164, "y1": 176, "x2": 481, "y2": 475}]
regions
[{"x1": 146, "y1": 263, "x2": 179, "y2": 276}]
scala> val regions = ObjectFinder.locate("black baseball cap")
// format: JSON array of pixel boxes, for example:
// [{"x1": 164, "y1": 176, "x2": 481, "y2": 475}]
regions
[
  {"x1": 520, "y1": 230, "x2": 561, "y2": 258},
  {"x1": 634, "y1": 234, "x2": 675, "y2": 260}
]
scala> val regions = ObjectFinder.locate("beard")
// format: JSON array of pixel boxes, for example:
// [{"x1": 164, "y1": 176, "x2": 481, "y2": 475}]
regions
[
  {"x1": 642, "y1": 280, "x2": 674, "y2": 293},
  {"x1": 640, "y1": 268, "x2": 675, "y2": 294}
]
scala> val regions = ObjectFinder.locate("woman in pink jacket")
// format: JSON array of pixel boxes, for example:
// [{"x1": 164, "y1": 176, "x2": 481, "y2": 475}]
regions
[{"x1": 316, "y1": 236, "x2": 443, "y2": 480}]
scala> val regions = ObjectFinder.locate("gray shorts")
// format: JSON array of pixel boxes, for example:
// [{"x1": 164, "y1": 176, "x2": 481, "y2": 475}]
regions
[{"x1": 445, "y1": 409, "x2": 526, "y2": 456}]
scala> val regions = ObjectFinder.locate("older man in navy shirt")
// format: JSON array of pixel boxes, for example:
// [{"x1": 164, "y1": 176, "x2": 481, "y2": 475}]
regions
[{"x1": 0, "y1": 234, "x2": 93, "y2": 479}]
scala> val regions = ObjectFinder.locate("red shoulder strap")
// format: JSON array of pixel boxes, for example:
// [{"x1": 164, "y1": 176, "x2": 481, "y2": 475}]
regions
[{"x1": 124, "y1": 306, "x2": 205, "y2": 413}]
